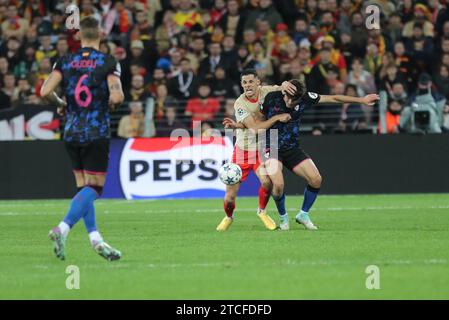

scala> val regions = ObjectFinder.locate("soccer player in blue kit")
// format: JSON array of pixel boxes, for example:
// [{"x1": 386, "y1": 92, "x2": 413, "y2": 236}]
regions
[
  {"x1": 224, "y1": 79, "x2": 379, "y2": 231},
  {"x1": 40, "y1": 17, "x2": 124, "y2": 260}
]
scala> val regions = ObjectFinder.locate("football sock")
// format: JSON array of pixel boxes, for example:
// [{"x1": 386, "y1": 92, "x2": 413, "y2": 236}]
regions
[
  {"x1": 258, "y1": 186, "x2": 270, "y2": 210},
  {"x1": 88, "y1": 231, "x2": 103, "y2": 245},
  {"x1": 63, "y1": 186, "x2": 98, "y2": 229},
  {"x1": 83, "y1": 185, "x2": 103, "y2": 234},
  {"x1": 224, "y1": 200, "x2": 235, "y2": 218},
  {"x1": 58, "y1": 221, "x2": 71, "y2": 237},
  {"x1": 273, "y1": 193, "x2": 287, "y2": 216},
  {"x1": 301, "y1": 185, "x2": 320, "y2": 213},
  {"x1": 83, "y1": 202, "x2": 98, "y2": 233}
]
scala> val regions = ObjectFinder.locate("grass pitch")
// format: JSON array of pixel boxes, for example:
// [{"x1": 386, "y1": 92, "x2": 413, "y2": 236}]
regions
[{"x1": 0, "y1": 194, "x2": 448, "y2": 299}]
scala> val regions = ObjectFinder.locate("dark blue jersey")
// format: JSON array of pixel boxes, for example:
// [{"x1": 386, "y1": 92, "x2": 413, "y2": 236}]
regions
[
  {"x1": 53, "y1": 47, "x2": 121, "y2": 143},
  {"x1": 261, "y1": 91, "x2": 321, "y2": 151}
]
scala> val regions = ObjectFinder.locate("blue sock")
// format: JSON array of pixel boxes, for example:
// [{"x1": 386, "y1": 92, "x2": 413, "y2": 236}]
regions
[
  {"x1": 63, "y1": 186, "x2": 98, "y2": 228},
  {"x1": 83, "y1": 202, "x2": 98, "y2": 233},
  {"x1": 273, "y1": 193, "x2": 287, "y2": 216},
  {"x1": 301, "y1": 185, "x2": 320, "y2": 213}
]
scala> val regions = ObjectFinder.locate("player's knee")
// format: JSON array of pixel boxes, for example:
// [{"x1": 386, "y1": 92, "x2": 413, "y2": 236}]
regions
[
  {"x1": 272, "y1": 182, "x2": 284, "y2": 197},
  {"x1": 225, "y1": 191, "x2": 237, "y2": 204},
  {"x1": 309, "y1": 174, "x2": 322, "y2": 188},
  {"x1": 262, "y1": 180, "x2": 272, "y2": 191}
]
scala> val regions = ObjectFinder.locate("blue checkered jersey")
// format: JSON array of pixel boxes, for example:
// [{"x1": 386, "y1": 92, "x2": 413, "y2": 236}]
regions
[
  {"x1": 53, "y1": 47, "x2": 121, "y2": 143},
  {"x1": 260, "y1": 91, "x2": 321, "y2": 151}
]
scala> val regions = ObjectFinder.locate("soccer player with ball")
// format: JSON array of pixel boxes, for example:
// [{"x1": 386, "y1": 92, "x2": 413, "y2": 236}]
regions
[
  {"x1": 216, "y1": 69, "x2": 296, "y2": 232},
  {"x1": 224, "y1": 79, "x2": 379, "y2": 230}
]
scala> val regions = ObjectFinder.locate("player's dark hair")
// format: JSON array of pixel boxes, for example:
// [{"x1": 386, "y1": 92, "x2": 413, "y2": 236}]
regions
[
  {"x1": 286, "y1": 79, "x2": 306, "y2": 103},
  {"x1": 80, "y1": 16, "x2": 100, "y2": 40},
  {"x1": 240, "y1": 69, "x2": 258, "y2": 80}
]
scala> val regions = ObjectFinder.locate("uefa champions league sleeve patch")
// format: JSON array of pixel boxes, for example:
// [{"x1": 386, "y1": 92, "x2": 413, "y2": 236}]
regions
[{"x1": 236, "y1": 107, "x2": 249, "y2": 120}]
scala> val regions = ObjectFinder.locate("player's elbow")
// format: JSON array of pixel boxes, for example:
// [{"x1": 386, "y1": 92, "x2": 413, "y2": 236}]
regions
[
  {"x1": 40, "y1": 86, "x2": 51, "y2": 99},
  {"x1": 110, "y1": 92, "x2": 124, "y2": 105}
]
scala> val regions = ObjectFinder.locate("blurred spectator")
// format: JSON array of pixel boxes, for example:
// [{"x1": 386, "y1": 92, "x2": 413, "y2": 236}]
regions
[
  {"x1": 185, "y1": 82, "x2": 220, "y2": 128},
  {"x1": 174, "y1": 0, "x2": 203, "y2": 30},
  {"x1": 244, "y1": 0, "x2": 283, "y2": 31},
  {"x1": 185, "y1": 36, "x2": 207, "y2": 73},
  {"x1": 405, "y1": 22, "x2": 434, "y2": 74},
  {"x1": 443, "y1": 104, "x2": 449, "y2": 132},
  {"x1": 125, "y1": 74, "x2": 152, "y2": 102},
  {"x1": 403, "y1": 4, "x2": 434, "y2": 38},
  {"x1": 154, "y1": 83, "x2": 172, "y2": 120},
  {"x1": 337, "y1": 84, "x2": 367, "y2": 133},
  {"x1": 156, "y1": 106, "x2": 187, "y2": 137},
  {"x1": 168, "y1": 57, "x2": 196, "y2": 100},
  {"x1": 33, "y1": 57, "x2": 52, "y2": 98},
  {"x1": 155, "y1": 10, "x2": 179, "y2": 54},
  {"x1": 118, "y1": 101, "x2": 145, "y2": 138},
  {"x1": 379, "y1": 90, "x2": 404, "y2": 134},
  {"x1": 219, "y1": 0, "x2": 245, "y2": 44},
  {"x1": 200, "y1": 121, "x2": 222, "y2": 137},
  {"x1": 13, "y1": 75, "x2": 36, "y2": 107},
  {"x1": 293, "y1": 17, "x2": 309, "y2": 46},
  {"x1": 347, "y1": 58, "x2": 376, "y2": 98},
  {"x1": 434, "y1": 64, "x2": 449, "y2": 100},
  {"x1": 35, "y1": 35, "x2": 57, "y2": 63},
  {"x1": 389, "y1": 81, "x2": 410, "y2": 106},
  {"x1": 211, "y1": 66, "x2": 238, "y2": 99},
  {"x1": 198, "y1": 42, "x2": 229, "y2": 80},
  {"x1": 148, "y1": 68, "x2": 167, "y2": 96},
  {"x1": 52, "y1": 37, "x2": 69, "y2": 64},
  {"x1": 1, "y1": 4, "x2": 29, "y2": 40},
  {"x1": 307, "y1": 48, "x2": 337, "y2": 94}
]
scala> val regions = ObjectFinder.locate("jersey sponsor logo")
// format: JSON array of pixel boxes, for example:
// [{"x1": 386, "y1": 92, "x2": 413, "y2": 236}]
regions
[
  {"x1": 119, "y1": 137, "x2": 234, "y2": 199},
  {"x1": 308, "y1": 92, "x2": 318, "y2": 99},
  {"x1": 70, "y1": 59, "x2": 97, "y2": 69}
]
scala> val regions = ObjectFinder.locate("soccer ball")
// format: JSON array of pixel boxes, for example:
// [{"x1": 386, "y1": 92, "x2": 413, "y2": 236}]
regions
[{"x1": 219, "y1": 163, "x2": 243, "y2": 185}]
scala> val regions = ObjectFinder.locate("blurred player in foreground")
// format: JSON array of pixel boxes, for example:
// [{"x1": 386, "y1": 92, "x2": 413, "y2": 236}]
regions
[
  {"x1": 40, "y1": 16, "x2": 124, "y2": 260},
  {"x1": 217, "y1": 69, "x2": 295, "y2": 231},
  {"x1": 224, "y1": 79, "x2": 379, "y2": 230}
]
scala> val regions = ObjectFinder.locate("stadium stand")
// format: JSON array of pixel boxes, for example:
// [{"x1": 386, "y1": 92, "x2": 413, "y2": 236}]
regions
[{"x1": 0, "y1": 0, "x2": 448, "y2": 138}]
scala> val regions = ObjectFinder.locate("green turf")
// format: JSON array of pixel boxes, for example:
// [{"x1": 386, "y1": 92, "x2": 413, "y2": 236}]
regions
[{"x1": 0, "y1": 194, "x2": 449, "y2": 299}]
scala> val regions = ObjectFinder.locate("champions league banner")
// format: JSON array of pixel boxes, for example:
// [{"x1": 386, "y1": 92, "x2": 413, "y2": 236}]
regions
[
  {"x1": 103, "y1": 137, "x2": 260, "y2": 199},
  {"x1": 0, "y1": 105, "x2": 60, "y2": 141}
]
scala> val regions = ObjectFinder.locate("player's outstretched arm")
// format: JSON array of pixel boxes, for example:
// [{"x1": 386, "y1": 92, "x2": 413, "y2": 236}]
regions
[
  {"x1": 262, "y1": 81, "x2": 297, "y2": 96},
  {"x1": 107, "y1": 75, "x2": 125, "y2": 111},
  {"x1": 223, "y1": 114, "x2": 291, "y2": 130},
  {"x1": 318, "y1": 94, "x2": 380, "y2": 105},
  {"x1": 40, "y1": 71, "x2": 66, "y2": 111}
]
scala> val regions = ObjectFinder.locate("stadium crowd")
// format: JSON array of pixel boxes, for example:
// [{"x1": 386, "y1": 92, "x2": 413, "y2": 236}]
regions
[{"x1": 0, "y1": 0, "x2": 448, "y2": 137}]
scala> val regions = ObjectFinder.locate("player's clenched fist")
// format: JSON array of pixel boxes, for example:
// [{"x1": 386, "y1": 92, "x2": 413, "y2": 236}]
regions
[
  {"x1": 275, "y1": 113, "x2": 292, "y2": 123},
  {"x1": 361, "y1": 94, "x2": 380, "y2": 106}
]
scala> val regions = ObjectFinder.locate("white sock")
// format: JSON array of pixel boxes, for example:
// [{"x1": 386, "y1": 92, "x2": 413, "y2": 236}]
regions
[
  {"x1": 89, "y1": 231, "x2": 103, "y2": 245},
  {"x1": 58, "y1": 221, "x2": 71, "y2": 237}
]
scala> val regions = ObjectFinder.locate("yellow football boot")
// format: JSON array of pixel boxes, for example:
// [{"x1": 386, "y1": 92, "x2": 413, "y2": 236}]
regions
[
  {"x1": 216, "y1": 216, "x2": 233, "y2": 231},
  {"x1": 257, "y1": 209, "x2": 277, "y2": 230}
]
